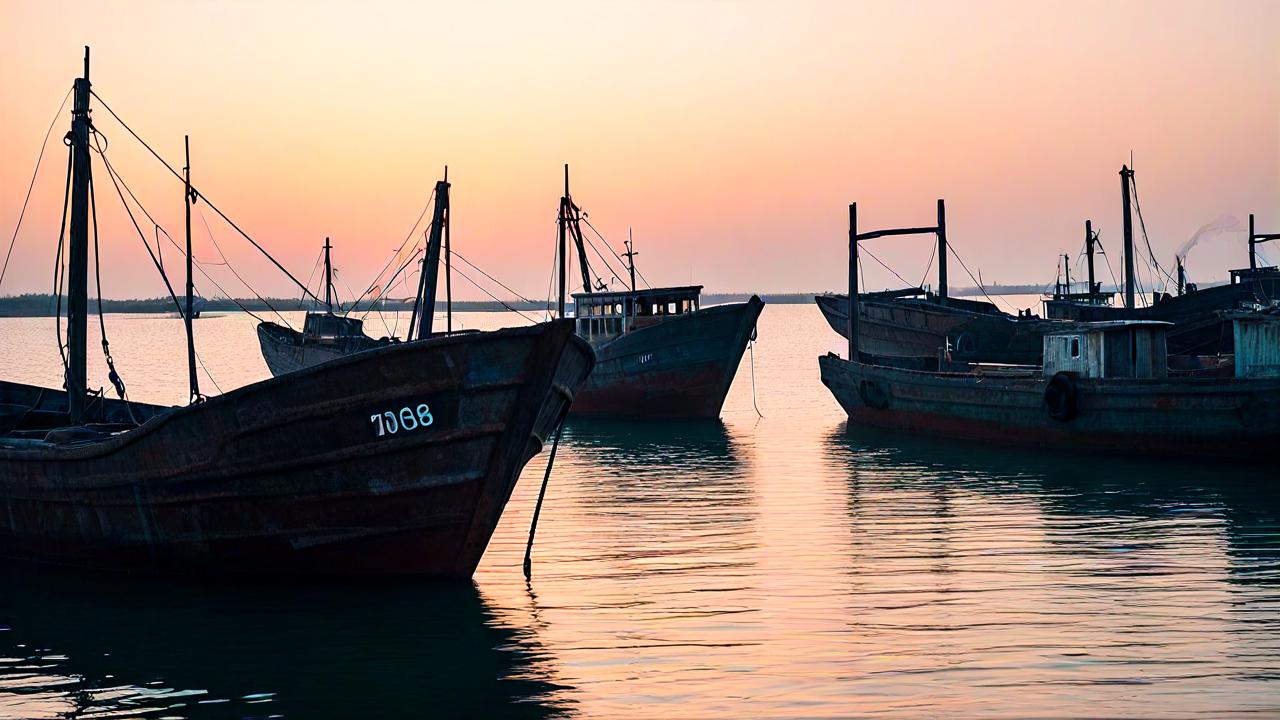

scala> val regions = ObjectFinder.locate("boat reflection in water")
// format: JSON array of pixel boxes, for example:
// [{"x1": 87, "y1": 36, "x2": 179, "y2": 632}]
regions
[
  {"x1": 817, "y1": 422, "x2": 1280, "y2": 712},
  {"x1": 0, "y1": 563, "x2": 568, "y2": 719}
]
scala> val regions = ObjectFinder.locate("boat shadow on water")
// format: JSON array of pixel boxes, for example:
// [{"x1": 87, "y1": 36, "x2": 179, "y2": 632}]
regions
[
  {"x1": 823, "y1": 421, "x2": 1280, "y2": 588},
  {"x1": 0, "y1": 564, "x2": 568, "y2": 719}
]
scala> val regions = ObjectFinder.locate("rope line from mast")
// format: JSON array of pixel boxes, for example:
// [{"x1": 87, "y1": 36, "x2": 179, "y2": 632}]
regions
[
  {"x1": 90, "y1": 89, "x2": 321, "y2": 304},
  {"x1": 451, "y1": 264, "x2": 540, "y2": 325},
  {"x1": 52, "y1": 140, "x2": 74, "y2": 377},
  {"x1": 1, "y1": 87, "x2": 73, "y2": 292},
  {"x1": 350, "y1": 186, "x2": 438, "y2": 312}
]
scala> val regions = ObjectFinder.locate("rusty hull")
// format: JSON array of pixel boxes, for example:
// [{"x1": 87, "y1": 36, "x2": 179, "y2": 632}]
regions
[
  {"x1": 819, "y1": 353, "x2": 1280, "y2": 461},
  {"x1": 0, "y1": 321, "x2": 594, "y2": 578},
  {"x1": 571, "y1": 297, "x2": 765, "y2": 420}
]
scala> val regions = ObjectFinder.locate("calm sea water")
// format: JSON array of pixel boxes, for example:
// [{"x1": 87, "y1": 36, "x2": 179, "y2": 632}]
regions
[{"x1": 1, "y1": 304, "x2": 1278, "y2": 719}]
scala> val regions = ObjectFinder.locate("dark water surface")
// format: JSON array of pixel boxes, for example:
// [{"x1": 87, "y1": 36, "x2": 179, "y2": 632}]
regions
[{"x1": 1, "y1": 305, "x2": 1278, "y2": 718}]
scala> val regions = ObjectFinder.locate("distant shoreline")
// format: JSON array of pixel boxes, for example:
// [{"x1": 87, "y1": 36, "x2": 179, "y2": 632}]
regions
[{"x1": 0, "y1": 285, "x2": 1116, "y2": 317}]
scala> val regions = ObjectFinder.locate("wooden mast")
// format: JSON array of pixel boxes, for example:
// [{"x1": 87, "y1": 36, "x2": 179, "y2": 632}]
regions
[
  {"x1": 847, "y1": 203, "x2": 858, "y2": 363},
  {"x1": 412, "y1": 175, "x2": 450, "y2": 341},
  {"x1": 557, "y1": 166, "x2": 568, "y2": 319},
  {"x1": 183, "y1": 136, "x2": 200, "y2": 402},
  {"x1": 323, "y1": 237, "x2": 333, "y2": 312},
  {"x1": 444, "y1": 166, "x2": 451, "y2": 333},
  {"x1": 1085, "y1": 220, "x2": 1096, "y2": 297},
  {"x1": 936, "y1": 199, "x2": 947, "y2": 302},
  {"x1": 624, "y1": 227, "x2": 638, "y2": 292},
  {"x1": 67, "y1": 47, "x2": 92, "y2": 423},
  {"x1": 1120, "y1": 165, "x2": 1135, "y2": 309}
]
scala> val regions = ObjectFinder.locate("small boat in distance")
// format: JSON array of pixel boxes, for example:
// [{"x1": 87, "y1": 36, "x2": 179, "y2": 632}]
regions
[
  {"x1": 819, "y1": 200, "x2": 1280, "y2": 462},
  {"x1": 0, "y1": 49, "x2": 595, "y2": 579},
  {"x1": 257, "y1": 237, "x2": 396, "y2": 376},
  {"x1": 553, "y1": 166, "x2": 764, "y2": 419}
]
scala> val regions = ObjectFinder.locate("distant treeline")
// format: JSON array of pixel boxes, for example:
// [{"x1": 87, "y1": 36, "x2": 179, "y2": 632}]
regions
[
  {"x1": 4, "y1": 285, "x2": 1193, "y2": 316},
  {"x1": 0, "y1": 291, "x2": 824, "y2": 316}
]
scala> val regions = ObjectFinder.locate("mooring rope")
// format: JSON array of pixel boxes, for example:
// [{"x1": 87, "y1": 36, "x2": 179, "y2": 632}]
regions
[{"x1": 524, "y1": 416, "x2": 566, "y2": 580}]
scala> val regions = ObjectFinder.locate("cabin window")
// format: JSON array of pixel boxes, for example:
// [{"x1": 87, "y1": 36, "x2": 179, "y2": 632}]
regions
[
  {"x1": 668, "y1": 302, "x2": 677, "y2": 314},
  {"x1": 1070, "y1": 336, "x2": 1080, "y2": 359}
]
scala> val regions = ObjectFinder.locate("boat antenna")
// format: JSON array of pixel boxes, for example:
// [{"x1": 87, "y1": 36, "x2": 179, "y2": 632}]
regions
[
  {"x1": 624, "y1": 227, "x2": 638, "y2": 292},
  {"x1": 323, "y1": 236, "x2": 333, "y2": 313},
  {"x1": 183, "y1": 136, "x2": 201, "y2": 403},
  {"x1": 66, "y1": 47, "x2": 92, "y2": 424}
]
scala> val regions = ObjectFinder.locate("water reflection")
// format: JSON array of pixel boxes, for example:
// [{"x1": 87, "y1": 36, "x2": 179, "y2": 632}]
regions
[
  {"x1": 819, "y1": 422, "x2": 1280, "y2": 713},
  {"x1": 0, "y1": 564, "x2": 565, "y2": 719}
]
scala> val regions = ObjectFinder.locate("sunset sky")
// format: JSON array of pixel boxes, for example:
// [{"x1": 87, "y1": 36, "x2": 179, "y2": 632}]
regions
[{"x1": 1, "y1": 0, "x2": 1276, "y2": 302}]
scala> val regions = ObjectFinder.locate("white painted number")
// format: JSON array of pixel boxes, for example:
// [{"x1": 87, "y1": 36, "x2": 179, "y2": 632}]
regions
[{"x1": 370, "y1": 402, "x2": 435, "y2": 437}]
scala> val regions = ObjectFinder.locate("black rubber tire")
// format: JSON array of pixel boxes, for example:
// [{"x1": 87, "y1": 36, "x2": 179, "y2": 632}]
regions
[{"x1": 1044, "y1": 372, "x2": 1078, "y2": 422}]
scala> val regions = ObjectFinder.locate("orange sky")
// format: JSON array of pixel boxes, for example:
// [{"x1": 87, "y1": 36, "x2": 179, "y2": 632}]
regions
[{"x1": 1, "y1": 0, "x2": 1277, "y2": 302}]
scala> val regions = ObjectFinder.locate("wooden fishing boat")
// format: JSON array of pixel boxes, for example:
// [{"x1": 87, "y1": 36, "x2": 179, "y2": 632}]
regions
[
  {"x1": 814, "y1": 290, "x2": 1052, "y2": 365},
  {"x1": 813, "y1": 200, "x2": 1056, "y2": 365},
  {"x1": 0, "y1": 50, "x2": 594, "y2": 578},
  {"x1": 569, "y1": 287, "x2": 764, "y2": 418},
  {"x1": 819, "y1": 200, "x2": 1280, "y2": 462},
  {"x1": 552, "y1": 167, "x2": 764, "y2": 419}
]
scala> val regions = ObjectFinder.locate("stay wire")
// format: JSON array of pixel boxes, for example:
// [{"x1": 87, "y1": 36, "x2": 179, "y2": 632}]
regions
[
  {"x1": 90, "y1": 90, "x2": 321, "y2": 304},
  {"x1": 451, "y1": 250, "x2": 538, "y2": 305},
  {"x1": 197, "y1": 210, "x2": 289, "y2": 327},
  {"x1": 947, "y1": 244, "x2": 1018, "y2": 314},
  {"x1": 351, "y1": 186, "x2": 438, "y2": 312},
  {"x1": 53, "y1": 140, "x2": 74, "y2": 375},
  {"x1": 2, "y1": 86, "x2": 73, "y2": 291},
  {"x1": 452, "y1": 265, "x2": 540, "y2": 324}
]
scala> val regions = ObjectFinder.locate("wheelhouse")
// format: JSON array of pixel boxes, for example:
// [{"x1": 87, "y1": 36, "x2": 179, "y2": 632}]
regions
[
  {"x1": 303, "y1": 312, "x2": 367, "y2": 340},
  {"x1": 571, "y1": 285, "x2": 703, "y2": 343},
  {"x1": 1042, "y1": 321, "x2": 1170, "y2": 379}
]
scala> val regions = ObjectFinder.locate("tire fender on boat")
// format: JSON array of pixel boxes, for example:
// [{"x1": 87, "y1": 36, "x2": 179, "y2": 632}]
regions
[
  {"x1": 858, "y1": 379, "x2": 890, "y2": 410},
  {"x1": 1044, "y1": 372, "x2": 1078, "y2": 422}
]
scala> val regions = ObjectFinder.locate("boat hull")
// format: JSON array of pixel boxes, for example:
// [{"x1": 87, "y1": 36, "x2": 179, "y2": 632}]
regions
[
  {"x1": 818, "y1": 353, "x2": 1280, "y2": 461},
  {"x1": 571, "y1": 297, "x2": 765, "y2": 420},
  {"x1": 0, "y1": 322, "x2": 594, "y2": 578},
  {"x1": 816, "y1": 293, "x2": 1050, "y2": 365},
  {"x1": 257, "y1": 321, "x2": 391, "y2": 377}
]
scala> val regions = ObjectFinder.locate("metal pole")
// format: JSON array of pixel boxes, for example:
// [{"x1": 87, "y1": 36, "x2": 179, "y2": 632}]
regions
[
  {"x1": 183, "y1": 136, "x2": 199, "y2": 403},
  {"x1": 626, "y1": 227, "x2": 637, "y2": 292},
  {"x1": 848, "y1": 203, "x2": 859, "y2": 363},
  {"x1": 67, "y1": 47, "x2": 92, "y2": 424},
  {"x1": 1120, "y1": 165, "x2": 1135, "y2": 309},
  {"x1": 936, "y1": 199, "x2": 947, "y2": 302},
  {"x1": 415, "y1": 179, "x2": 448, "y2": 340},
  {"x1": 1063, "y1": 254, "x2": 1071, "y2": 293}
]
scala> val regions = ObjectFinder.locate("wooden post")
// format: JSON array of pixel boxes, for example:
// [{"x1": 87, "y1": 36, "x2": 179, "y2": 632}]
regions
[
  {"x1": 66, "y1": 47, "x2": 92, "y2": 424},
  {"x1": 183, "y1": 136, "x2": 199, "y2": 403},
  {"x1": 1062, "y1": 254, "x2": 1071, "y2": 294},
  {"x1": 848, "y1": 203, "x2": 859, "y2": 363},
  {"x1": 1250, "y1": 213, "x2": 1257, "y2": 272},
  {"x1": 625, "y1": 227, "x2": 637, "y2": 292},
  {"x1": 1120, "y1": 165, "x2": 1135, "y2": 309},
  {"x1": 936, "y1": 199, "x2": 947, "y2": 301},
  {"x1": 1085, "y1": 220, "x2": 1096, "y2": 296},
  {"x1": 322, "y1": 237, "x2": 333, "y2": 312}
]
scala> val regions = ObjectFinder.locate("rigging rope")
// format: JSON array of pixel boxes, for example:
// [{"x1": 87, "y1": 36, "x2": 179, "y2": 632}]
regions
[
  {"x1": 52, "y1": 139, "x2": 74, "y2": 376},
  {"x1": 451, "y1": 250, "x2": 538, "y2": 305},
  {"x1": 350, "y1": 186, "x2": 437, "y2": 312},
  {"x1": 1, "y1": 87, "x2": 73, "y2": 292},
  {"x1": 1129, "y1": 175, "x2": 1177, "y2": 293},
  {"x1": 947, "y1": 245, "x2": 1018, "y2": 314},
  {"x1": 857, "y1": 244, "x2": 914, "y2": 289},
  {"x1": 452, "y1": 264, "x2": 540, "y2": 324},
  {"x1": 90, "y1": 90, "x2": 321, "y2": 304},
  {"x1": 582, "y1": 216, "x2": 649, "y2": 289},
  {"x1": 197, "y1": 210, "x2": 290, "y2": 327}
]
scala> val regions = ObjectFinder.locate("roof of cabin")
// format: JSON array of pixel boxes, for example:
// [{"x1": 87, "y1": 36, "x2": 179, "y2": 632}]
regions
[
  {"x1": 571, "y1": 285, "x2": 703, "y2": 302},
  {"x1": 1043, "y1": 320, "x2": 1173, "y2": 335}
]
